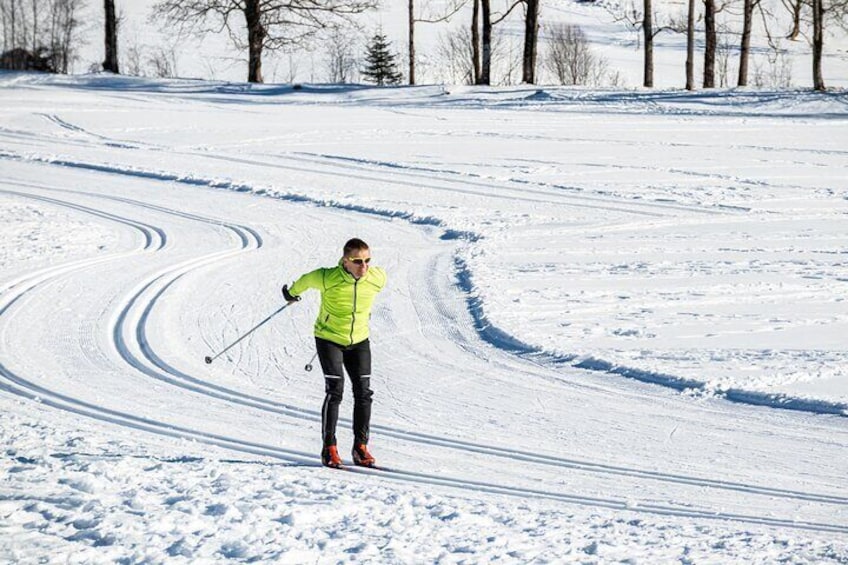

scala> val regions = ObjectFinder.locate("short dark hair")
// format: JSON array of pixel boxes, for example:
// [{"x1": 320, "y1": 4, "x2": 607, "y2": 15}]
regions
[{"x1": 343, "y1": 238, "x2": 369, "y2": 256}]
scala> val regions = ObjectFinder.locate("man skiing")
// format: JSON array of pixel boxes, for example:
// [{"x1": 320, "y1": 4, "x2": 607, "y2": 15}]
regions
[{"x1": 282, "y1": 238, "x2": 387, "y2": 468}]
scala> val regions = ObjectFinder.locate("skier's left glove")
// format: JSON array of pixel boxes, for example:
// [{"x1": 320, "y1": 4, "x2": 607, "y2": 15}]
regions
[{"x1": 282, "y1": 284, "x2": 301, "y2": 303}]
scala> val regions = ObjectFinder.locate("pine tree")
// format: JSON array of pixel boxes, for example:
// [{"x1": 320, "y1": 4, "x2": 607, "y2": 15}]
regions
[{"x1": 362, "y1": 32, "x2": 403, "y2": 86}]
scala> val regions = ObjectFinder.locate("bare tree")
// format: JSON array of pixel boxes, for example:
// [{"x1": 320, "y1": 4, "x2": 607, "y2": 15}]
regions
[
  {"x1": 30, "y1": 0, "x2": 37, "y2": 54},
  {"x1": 1, "y1": 0, "x2": 22, "y2": 64},
  {"x1": 643, "y1": 0, "x2": 653, "y2": 87},
  {"x1": 436, "y1": 24, "x2": 476, "y2": 84},
  {"x1": 148, "y1": 46, "x2": 177, "y2": 77},
  {"x1": 768, "y1": 44, "x2": 793, "y2": 86},
  {"x1": 606, "y1": 0, "x2": 674, "y2": 88},
  {"x1": 780, "y1": 0, "x2": 848, "y2": 91},
  {"x1": 50, "y1": 0, "x2": 79, "y2": 73},
  {"x1": 408, "y1": 0, "x2": 465, "y2": 85},
  {"x1": 808, "y1": 0, "x2": 848, "y2": 90},
  {"x1": 124, "y1": 35, "x2": 142, "y2": 75},
  {"x1": 465, "y1": 0, "x2": 540, "y2": 84},
  {"x1": 103, "y1": 0, "x2": 119, "y2": 73},
  {"x1": 281, "y1": 52, "x2": 300, "y2": 82},
  {"x1": 685, "y1": 0, "x2": 696, "y2": 90},
  {"x1": 521, "y1": 0, "x2": 539, "y2": 83},
  {"x1": 151, "y1": 0, "x2": 377, "y2": 83},
  {"x1": 471, "y1": 0, "x2": 480, "y2": 82},
  {"x1": 750, "y1": 44, "x2": 792, "y2": 87},
  {"x1": 703, "y1": 0, "x2": 716, "y2": 87},
  {"x1": 409, "y1": 0, "x2": 415, "y2": 82},
  {"x1": 324, "y1": 26, "x2": 358, "y2": 83},
  {"x1": 438, "y1": 20, "x2": 517, "y2": 85},
  {"x1": 738, "y1": 0, "x2": 756, "y2": 85},
  {"x1": 544, "y1": 23, "x2": 609, "y2": 86},
  {"x1": 716, "y1": 22, "x2": 733, "y2": 86},
  {"x1": 480, "y1": 0, "x2": 491, "y2": 84},
  {"x1": 781, "y1": 0, "x2": 804, "y2": 39},
  {"x1": 46, "y1": 0, "x2": 84, "y2": 73},
  {"x1": 812, "y1": 0, "x2": 824, "y2": 89},
  {"x1": 1, "y1": 0, "x2": 84, "y2": 72},
  {"x1": 702, "y1": 0, "x2": 730, "y2": 88},
  {"x1": 476, "y1": 0, "x2": 523, "y2": 85}
]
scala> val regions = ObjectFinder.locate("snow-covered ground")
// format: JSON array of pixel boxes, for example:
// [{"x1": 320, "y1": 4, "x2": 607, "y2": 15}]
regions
[{"x1": 1, "y1": 72, "x2": 847, "y2": 561}]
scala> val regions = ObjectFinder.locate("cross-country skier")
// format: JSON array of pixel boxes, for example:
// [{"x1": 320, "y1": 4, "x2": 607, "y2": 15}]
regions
[{"x1": 282, "y1": 238, "x2": 387, "y2": 468}]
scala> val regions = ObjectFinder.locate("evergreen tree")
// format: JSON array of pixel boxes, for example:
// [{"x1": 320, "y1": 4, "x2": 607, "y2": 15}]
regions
[{"x1": 362, "y1": 32, "x2": 403, "y2": 86}]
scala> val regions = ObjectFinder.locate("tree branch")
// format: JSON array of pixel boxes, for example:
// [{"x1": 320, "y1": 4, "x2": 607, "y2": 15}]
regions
[{"x1": 491, "y1": 0, "x2": 523, "y2": 25}]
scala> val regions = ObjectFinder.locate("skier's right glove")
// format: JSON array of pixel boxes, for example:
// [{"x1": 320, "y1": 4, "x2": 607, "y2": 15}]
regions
[{"x1": 282, "y1": 284, "x2": 301, "y2": 303}]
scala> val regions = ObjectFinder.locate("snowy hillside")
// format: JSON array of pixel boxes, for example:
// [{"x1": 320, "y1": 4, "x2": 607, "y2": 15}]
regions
[{"x1": 1, "y1": 73, "x2": 847, "y2": 562}]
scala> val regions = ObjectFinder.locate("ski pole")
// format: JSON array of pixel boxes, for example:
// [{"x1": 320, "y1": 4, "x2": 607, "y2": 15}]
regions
[
  {"x1": 304, "y1": 351, "x2": 318, "y2": 372},
  {"x1": 204, "y1": 302, "x2": 293, "y2": 365}
]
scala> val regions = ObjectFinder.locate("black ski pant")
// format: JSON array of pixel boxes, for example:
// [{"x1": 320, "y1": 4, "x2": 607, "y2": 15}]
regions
[{"x1": 315, "y1": 337, "x2": 373, "y2": 448}]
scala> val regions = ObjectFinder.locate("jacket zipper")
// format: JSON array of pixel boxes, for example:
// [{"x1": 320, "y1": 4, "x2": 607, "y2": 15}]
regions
[{"x1": 349, "y1": 279, "x2": 358, "y2": 345}]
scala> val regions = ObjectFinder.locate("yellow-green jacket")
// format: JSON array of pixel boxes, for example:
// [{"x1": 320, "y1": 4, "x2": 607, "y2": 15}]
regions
[{"x1": 288, "y1": 261, "x2": 387, "y2": 346}]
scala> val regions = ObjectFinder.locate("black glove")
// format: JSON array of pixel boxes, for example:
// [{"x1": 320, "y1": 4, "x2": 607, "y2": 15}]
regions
[{"x1": 282, "y1": 284, "x2": 300, "y2": 303}]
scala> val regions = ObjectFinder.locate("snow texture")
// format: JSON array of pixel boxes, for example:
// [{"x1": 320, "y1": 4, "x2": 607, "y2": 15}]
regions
[{"x1": 1, "y1": 73, "x2": 847, "y2": 562}]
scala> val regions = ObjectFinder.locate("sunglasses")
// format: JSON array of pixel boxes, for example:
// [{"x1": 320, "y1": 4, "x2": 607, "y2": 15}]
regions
[{"x1": 347, "y1": 257, "x2": 371, "y2": 265}]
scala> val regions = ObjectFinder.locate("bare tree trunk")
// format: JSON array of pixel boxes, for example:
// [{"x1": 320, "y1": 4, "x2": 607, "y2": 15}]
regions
[
  {"x1": 472, "y1": 0, "x2": 481, "y2": 83},
  {"x1": 479, "y1": 0, "x2": 491, "y2": 85},
  {"x1": 787, "y1": 0, "x2": 802, "y2": 40},
  {"x1": 63, "y1": 3, "x2": 72, "y2": 73},
  {"x1": 643, "y1": 0, "x2": 653, "y2": 87},
  {"x1": 408, "y1": 0, "x2": 415, "y2": 84},
  {"x1": 53, "y1": 0, "x2": 77, "y2": 73},
  {"x1": 522, "y1": 0, "x2": 539, "y2": 84},
  {"x1": 703, "y1": 0, "x2": 715, "y2": 88},
  {"x1": 7, "y1": 0, "x2": 26, "y2": 69},
  {"x1": 244, "y1": 0, "x2": 265, "y2": 83},
  {"x1": 685, "y1": 0, "x2": 696, "y2": 90},
  {"x1": 738, "y1": 0, "x2": 753, "y2": 85},
  {"x1": 812, "y1": 0, "x2": 825, "y2": 90},
  {"x1": 103, "y1": 0, "x2": 119, "y2": 73},
  {"x1": 9, "y1": 0, "x2": 17, "y2": 50},
  {"x1": 0, "y1": 5, "x2": 6, "y2": 53},
  {"x1": 6, "y1": 0, "x2": 19, "y2": 66},
  {"x1": 31, "y1": 0, "x2": 38, "y2": 56}
]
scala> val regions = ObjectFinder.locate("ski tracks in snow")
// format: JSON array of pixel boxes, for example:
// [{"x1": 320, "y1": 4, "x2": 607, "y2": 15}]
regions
[
  {"x1": 1, "y1": 177, "x2": 847, "y2": 537},
  {"x1": 0, "y1": 103, "x2": 846, "y2": 545},
  {"x1": 0, "y1": 185, "x2": 307, "y2": 459}
]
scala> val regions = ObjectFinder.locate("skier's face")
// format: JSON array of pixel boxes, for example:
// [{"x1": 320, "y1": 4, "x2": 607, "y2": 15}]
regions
[{"x1": 343, "y1": 249, "x2": 371, "y2": 279}]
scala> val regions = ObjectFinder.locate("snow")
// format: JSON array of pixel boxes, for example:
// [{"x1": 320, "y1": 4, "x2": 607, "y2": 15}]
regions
[{"x1": 1, "y1": 72, "x2": 847, "y2": 561}]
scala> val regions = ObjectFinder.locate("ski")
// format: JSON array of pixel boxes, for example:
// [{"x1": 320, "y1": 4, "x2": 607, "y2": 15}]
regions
[{"x1": 322, "y1": 462, "x2": 387, "y2": 472}]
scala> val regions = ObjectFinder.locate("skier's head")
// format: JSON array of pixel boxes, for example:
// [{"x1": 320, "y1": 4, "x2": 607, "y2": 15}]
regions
[{"x1": 342, "y1": 238, "x2": 371, "y2": 279}]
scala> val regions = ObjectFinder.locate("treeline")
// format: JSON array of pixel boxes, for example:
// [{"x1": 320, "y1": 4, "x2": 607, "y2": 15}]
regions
[
  {"x1": 0, "y1": 0, "x2": 82, "y2": 73},
  {"x1": 1, "y1": 0, "x2": 845, "y2": 90}
]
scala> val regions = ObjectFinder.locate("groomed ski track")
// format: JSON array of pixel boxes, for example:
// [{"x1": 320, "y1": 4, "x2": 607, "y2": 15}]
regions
[
  {"x1": 1, "y1": 161, "x2": 846, "y2": 537},
  {"x1": 1, "y1": 79, "x2": 847, "y2": 559}
]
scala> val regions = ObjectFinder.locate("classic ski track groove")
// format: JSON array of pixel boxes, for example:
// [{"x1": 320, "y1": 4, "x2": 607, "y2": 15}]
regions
[
  {"x1": 3, "y1": 361, "x2": 845, "y2": 535},
  {"x1": 0, "y1": 146, "x2": 720, "y2": 220},
  {"x1": 169, "y1": 149, "x2": 728, "y2": 218},
  {"x1": 1, "y1": 187, "x2": 846, "y2": 536},
  {"x1": 0, "y1": 187, "x2": 164, "y2": 306},
  {"x1": 7, "y1": 111, "x2": 753, "y2": 215},
  {"x1": 93, "y1": 189, "x2": 848, "y2": 509}
]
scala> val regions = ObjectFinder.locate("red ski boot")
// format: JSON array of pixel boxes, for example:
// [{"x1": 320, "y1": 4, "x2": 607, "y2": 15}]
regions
[
  {"x1": 321, "y1": 445, "x2": 343, "y2": 468},
  {"x1": 352, "y1": 443, "x2": 376, "y2": 467}
]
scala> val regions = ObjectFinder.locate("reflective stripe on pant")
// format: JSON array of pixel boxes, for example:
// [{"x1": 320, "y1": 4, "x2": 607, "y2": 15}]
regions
[{"x1": 316, "y1": 337, "x2": 373, "y2": 447}]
